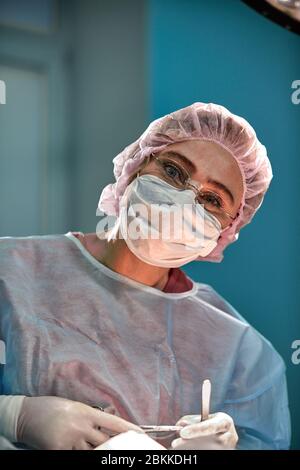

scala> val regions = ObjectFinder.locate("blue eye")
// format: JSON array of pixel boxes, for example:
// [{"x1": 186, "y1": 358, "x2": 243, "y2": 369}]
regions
[
  {"x1": 162, "y1": 162, "x2": 186, "y2": 184},
  {"x1": 165, "y1": 164, "x2": 179, "y2": 178}
]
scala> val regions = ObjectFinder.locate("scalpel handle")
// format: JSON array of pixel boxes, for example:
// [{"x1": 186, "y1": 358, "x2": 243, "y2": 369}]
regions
[{"x1": 201, "y1": 379, "x2": 211, "y2": 422}]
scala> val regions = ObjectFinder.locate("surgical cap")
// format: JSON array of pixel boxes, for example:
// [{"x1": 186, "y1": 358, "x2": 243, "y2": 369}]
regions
[{"x1": 98, "y1": 102, "x2": 273, "y2": 262}]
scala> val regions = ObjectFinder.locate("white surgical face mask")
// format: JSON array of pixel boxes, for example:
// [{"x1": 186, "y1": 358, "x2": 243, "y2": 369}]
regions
[{"x1": 118, "y1": 174, "x2": 222, "y2": 268}]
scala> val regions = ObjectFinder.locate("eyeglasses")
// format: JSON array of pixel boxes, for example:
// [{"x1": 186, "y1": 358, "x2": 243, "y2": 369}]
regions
[{"x1": 138, "y1": 152, "x2": 239, "y2": 228}]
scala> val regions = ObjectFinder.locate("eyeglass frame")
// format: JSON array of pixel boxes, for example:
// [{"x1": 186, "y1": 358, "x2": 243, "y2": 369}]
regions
[{"x1": 135, "y1": 151, "x2": 240, "y2": 228}]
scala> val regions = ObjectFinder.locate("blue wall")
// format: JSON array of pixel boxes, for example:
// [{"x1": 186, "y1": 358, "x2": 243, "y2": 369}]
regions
[
  {"x1": 0, "y1": 0, "x2": 147, "y2": 236},
  {"x1": 148, "y1": 0, "x2": 300, "y2": 449}
]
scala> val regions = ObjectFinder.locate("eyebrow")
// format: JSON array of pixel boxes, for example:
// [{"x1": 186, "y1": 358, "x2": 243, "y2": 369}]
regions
[
  {"x1": 206, "y1": 178, "x2": 235, "y2": 205},
  {"x1": 161, "y1": 150, "x2": 235, "y2": 205},
  {"x1": 161, "y1": 151, "x2": 197, "y2": 175}
]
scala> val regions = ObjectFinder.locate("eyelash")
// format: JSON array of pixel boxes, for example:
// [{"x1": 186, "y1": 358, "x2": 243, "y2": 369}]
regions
[
  {"x1": 162, "y1": 161, "x2": 187, "y2": 184},
  {"x1": 198, "y1": 192, "x2": 223, "y2": 209}
]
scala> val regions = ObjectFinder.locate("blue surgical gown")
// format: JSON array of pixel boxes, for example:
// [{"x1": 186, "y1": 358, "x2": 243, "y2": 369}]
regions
[{"x1": 0, "y1": 232, "x2": 291, "y2": 449}]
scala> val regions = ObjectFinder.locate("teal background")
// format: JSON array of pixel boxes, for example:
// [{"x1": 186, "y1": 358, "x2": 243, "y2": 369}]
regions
[{"x1": 148, "y1": 0, "x2": 300, "y2": 449}]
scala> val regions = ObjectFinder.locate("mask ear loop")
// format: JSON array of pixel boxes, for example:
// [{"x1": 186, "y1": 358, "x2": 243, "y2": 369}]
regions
[{"x1": 218, "y1": 205, "x2": 241, "y2": 236}]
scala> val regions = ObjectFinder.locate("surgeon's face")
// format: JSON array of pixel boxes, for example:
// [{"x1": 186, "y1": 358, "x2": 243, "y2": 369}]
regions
[{"x1": 139, "y1": 139, "x2": 244, "y2": 229}]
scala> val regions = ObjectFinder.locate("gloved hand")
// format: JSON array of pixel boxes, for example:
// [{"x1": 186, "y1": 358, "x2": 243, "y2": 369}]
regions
[
  {"x1": 16, "y1": 396, "x2": 144, "y2": 450},
  {"x1": 171, "y1": 412, "x2": 238, "y2": 450}
]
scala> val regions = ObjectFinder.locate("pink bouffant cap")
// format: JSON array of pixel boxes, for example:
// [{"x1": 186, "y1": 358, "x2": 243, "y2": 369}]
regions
[{"x1": 98, "y1": 102, "x2": 273, "y2": 263}]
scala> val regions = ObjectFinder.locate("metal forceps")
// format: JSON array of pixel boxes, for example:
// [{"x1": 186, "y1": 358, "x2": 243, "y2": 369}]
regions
[{"x1": 140, "y1": 379, "x2": 212, "y2": 435}]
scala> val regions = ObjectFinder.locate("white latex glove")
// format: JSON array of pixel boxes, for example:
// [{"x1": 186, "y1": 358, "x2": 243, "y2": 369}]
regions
[
  {"x1": 16, "y1": 396, "x2": 144, "y2": 450},
  {"x1": 171, "y1": 412, "x2": 238, "y2": 450}
]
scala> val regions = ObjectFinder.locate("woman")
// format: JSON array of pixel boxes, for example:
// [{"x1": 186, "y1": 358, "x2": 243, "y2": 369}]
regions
[{"x1": 0, "y1": 102, "x2": 291, "y2": 450}]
